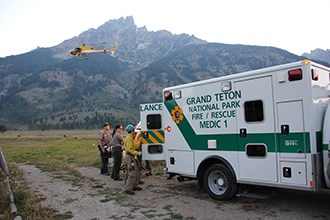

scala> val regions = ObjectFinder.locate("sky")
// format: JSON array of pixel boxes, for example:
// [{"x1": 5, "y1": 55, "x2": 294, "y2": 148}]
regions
[{"x1": 0, "y1": 0, "x2": 329, "y2": 58}]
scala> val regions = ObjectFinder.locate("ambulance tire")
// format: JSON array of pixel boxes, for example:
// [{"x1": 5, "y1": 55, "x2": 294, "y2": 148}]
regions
[{"x1": 203, "y1": 163, "x2": 237, "y2": 200}]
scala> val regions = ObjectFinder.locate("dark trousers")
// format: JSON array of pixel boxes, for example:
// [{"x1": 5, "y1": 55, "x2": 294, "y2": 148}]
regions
[
  {"x1": 145, "y1": 160, "x2": 151, "y2": 170},
  {"x1": 100, "y1": 151, "x2": 109, "y2": 174},
  {"x1": 112, "y1": 146, "x2": 122, "y2": 179}
]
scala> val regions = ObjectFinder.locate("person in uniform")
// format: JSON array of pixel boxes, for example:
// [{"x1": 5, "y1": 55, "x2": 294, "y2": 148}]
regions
[
  {"x1": 111, "y1": 124, "x2": 124, "y2": 180},
  {"x1": 123, "y1": 124, "x2": 142, "y2": 195},
  {"x1": 98, "y1": 122, "x2": 112, "y2": 175}
]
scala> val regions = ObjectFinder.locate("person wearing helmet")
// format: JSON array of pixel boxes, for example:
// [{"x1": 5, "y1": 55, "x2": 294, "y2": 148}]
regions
[{"x1": 123, "y1": 124, "x2": 142, "y2": 195}]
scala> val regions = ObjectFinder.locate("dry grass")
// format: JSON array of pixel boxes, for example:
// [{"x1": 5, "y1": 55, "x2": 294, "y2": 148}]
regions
[
  {"x1": 0, "y1": 130, "x2": 101, "y2": 219},
  {"x1": 0, "y1": 129, "x2": 164, "y2": 219},
  {"x1": 1, "y1": 129, "x2": 99, "y2": 140}
]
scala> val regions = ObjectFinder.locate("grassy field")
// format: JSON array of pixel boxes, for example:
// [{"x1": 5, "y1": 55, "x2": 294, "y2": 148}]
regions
[
  {"x1": 0, "y1": 130, "x2": 104, "y2": 219},
  {"x1": 1, "y1": 130, "x2": 102, "y2": 169}
]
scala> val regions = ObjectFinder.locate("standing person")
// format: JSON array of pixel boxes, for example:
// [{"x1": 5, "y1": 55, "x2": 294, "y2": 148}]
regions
[
  {"x1": 111, "y1": 124, "x2": 124, "y2": 181},
  {"x1": 123, "y1": 124, "x2": 142, "y2": 195},
  {"x1": 98, "y1": 122, "x2": 112, "y2": 175}
]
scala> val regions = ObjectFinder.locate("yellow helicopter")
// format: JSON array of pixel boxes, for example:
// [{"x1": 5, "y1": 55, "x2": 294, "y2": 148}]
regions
[{"x1": 70, "y1": 44, "x2": 116, "y2": 56}]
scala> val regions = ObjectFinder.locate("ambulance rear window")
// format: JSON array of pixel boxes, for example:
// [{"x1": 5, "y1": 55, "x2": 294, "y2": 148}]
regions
[
  {"x1": 148, "y1": 145, "x2": 163, "y2": 154},
  {"x1": 244, "y1": 100, "x2": 264, "y2": 122},
  {"x1": 147, "y1": 114, "x2": 162, "y2": 129}
]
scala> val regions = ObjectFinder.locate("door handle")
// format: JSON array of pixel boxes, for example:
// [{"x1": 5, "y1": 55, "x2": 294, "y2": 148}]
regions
[
  {"x1": 240, "y1": 128, "x2": 247, "y2": 138},
  {"x1": 281, "y1": 124, "x2": 289, "y2": 135}
]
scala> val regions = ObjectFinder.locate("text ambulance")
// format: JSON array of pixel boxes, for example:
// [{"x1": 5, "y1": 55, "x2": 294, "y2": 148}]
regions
[{"x1": 140, "y1": 60, "x2": 330, "y2": 200}]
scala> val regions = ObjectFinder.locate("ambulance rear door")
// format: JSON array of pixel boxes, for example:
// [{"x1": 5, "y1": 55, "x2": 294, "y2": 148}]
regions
[{"x1": 140, "y1": 103, "x2": 166, "y2": 160}]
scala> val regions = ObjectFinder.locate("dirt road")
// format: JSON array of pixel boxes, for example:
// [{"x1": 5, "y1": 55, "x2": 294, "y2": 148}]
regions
[{"x1": 19, "y1": 164, "x2": 330, "y2": 220}]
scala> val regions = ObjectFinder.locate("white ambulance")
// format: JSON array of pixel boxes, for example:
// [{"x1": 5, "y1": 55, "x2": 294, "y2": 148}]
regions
[{"x1": 140, "y1": 60, "x2": 330, "y2": 200}]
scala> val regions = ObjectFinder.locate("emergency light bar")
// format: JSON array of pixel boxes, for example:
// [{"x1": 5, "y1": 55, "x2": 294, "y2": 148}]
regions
[
  {"x1": 311, "y1": 69, "x2": 318, "y2": 81},
  {"x1": 288, "y1": 69, "x2": 303, "y2": 81},
  {"x1": 164, "y1": 91, "x2": 173, "y2": 100}
]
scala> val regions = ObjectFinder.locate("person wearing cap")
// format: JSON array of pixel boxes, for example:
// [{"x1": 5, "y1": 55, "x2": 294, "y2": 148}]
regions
[
  {"x1": 123, "y1": 124, "x2": 142, "y2": 195},
  {"x1": 98, "y1": 122, "x2": 112, "y2": 175}
]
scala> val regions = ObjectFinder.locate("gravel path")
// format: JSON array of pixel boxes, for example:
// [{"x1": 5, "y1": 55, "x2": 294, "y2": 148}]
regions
[
  {"x1": 18, "y1": 164, "x2": 330, "y2": 220},
  {"x1": 19, "y1": 165, "x2": 133, "y2": 219}
]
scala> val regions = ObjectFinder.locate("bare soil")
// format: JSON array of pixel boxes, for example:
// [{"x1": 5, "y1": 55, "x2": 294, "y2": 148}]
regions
[{"x1": 19, "y1": 164, "x2": 330, "y2": 220}]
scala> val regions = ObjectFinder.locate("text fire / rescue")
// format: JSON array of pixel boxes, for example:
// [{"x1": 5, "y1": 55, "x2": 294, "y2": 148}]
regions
[{"x1": 186, "y1": 90, "x2": 242, "y2": 129}]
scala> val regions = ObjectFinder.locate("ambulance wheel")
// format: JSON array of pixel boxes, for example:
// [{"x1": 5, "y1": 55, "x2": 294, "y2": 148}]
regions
[{"x1": 203, "y1": 164, "x2": 237, "y2": 200}]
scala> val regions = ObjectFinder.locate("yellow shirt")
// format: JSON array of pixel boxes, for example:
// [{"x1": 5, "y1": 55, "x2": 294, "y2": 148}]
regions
[{"x1": 124, "y1": 133, "x2": 141, "y2": 156}]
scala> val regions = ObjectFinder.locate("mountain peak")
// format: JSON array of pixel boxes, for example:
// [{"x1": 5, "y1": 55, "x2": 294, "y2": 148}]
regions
[
  {"x1": 303, "y1": 48, "x2": 330, "y2": 64},
  {"x1": 101, "y1": 16, "x2": 136, "y2": 29},
  {"x1": 51, "y1": 16, "x2": 204, "y2": 64}
]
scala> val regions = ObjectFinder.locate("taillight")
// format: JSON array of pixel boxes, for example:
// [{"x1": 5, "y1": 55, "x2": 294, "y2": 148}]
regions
[{"x1": 288, "y1": 69, "x2": 303, "y2": 81}]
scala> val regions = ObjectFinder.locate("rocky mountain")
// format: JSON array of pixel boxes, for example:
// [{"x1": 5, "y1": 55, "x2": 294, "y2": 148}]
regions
[
  {"x1": 303, "y1": 49, "x2": 330, "y2": 64},
  {"x1": 0, "y1": 16, "x2": 324, "y2": 130}
]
